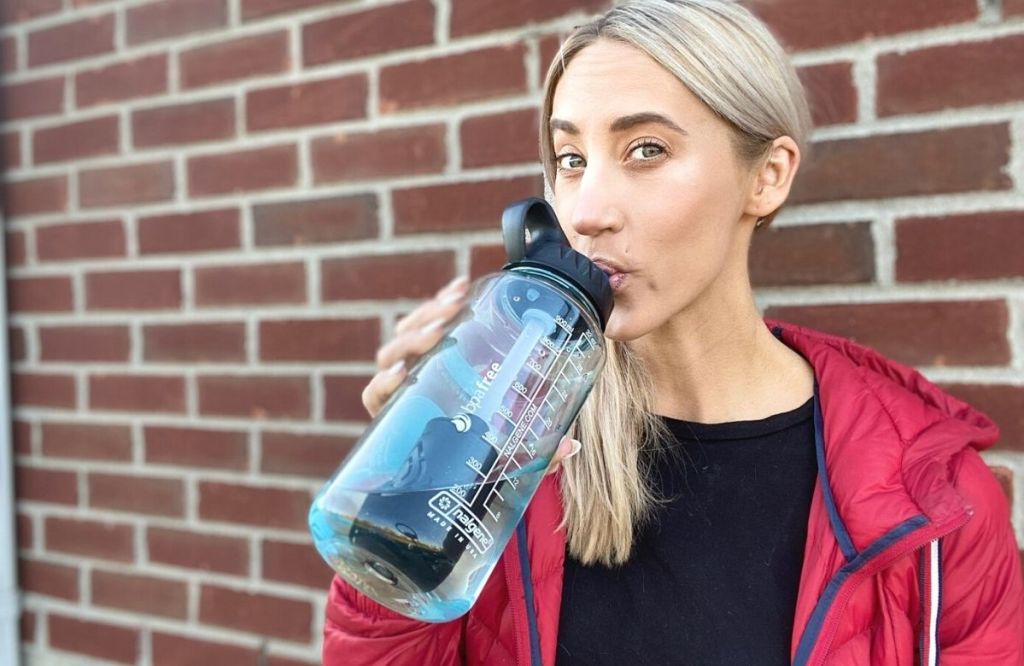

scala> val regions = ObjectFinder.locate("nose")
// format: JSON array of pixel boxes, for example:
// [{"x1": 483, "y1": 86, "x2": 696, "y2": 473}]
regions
[{"x1": 566, "y1": 167, "x2": 624, "y2": 240}]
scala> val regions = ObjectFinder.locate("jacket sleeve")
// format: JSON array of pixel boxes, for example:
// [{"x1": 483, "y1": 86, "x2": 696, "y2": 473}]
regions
[
  {"x1": 322, "y1": 575, "x2": 463, "y2": 666},
  {"x1": 936, "y1": 450, "x2": 1024, "y2": 665}
]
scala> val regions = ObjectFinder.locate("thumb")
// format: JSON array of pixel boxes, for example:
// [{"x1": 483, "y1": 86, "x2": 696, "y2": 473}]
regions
[{"x1": 545, "y1": 437, "x2": 582, "y2": 476}]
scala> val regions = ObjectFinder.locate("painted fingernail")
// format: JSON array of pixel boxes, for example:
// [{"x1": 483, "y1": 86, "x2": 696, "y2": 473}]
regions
[
  {"x1": 566, "y1": 440, "x2": 582, "y2": 458},
  {"x1": 439, "y1": 275, "x2": 469, "y2": 295},
  {"x1": 438, "y1": 289, "x2": 467, "y2": 306},
  {"x1": 419, "y1": 317, "x2": 446, "y2": 336},
  {"x1": 386, "y1": 360, "x2": 406, "y2": 376}
]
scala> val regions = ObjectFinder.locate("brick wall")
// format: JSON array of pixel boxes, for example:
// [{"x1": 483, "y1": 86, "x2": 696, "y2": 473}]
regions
[{"x1": 0, "y1": 0, "x2": 1021, "y2": 663}]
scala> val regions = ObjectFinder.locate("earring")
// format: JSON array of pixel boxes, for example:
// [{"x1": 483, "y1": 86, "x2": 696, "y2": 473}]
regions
[{"x1": 755, "y1": 217, "x2": 765, "y2": 228}]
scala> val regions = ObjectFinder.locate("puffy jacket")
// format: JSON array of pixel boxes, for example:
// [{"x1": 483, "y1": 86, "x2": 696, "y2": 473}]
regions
[{"x1": 324, "y1": 320, "x2": 1024, "y2": 665}]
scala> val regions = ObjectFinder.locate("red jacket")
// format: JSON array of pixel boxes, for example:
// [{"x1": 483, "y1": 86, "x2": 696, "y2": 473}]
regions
[{"x1": 324, "y1": 321, "x2": 1024, "y2": 665}]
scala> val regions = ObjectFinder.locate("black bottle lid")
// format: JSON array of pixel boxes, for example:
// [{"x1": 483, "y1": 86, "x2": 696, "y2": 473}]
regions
[{"x1": 500, "y1": 197, "x2": 614, "y2": 331}]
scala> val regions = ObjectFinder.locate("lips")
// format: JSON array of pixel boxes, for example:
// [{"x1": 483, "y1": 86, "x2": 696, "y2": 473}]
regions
[{"x1": 589, "y1": 256, "x2": 631, "y2": 291}]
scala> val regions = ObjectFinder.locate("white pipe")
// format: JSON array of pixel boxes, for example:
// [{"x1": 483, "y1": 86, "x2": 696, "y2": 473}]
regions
[{"x1": 0, "y1": 210, "x2": 22, "y2": 665}]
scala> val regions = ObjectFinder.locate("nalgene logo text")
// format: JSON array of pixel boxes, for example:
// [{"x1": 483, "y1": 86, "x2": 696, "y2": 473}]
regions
[{"x1": 428, "y1": 490, "x2": 495, "y2": 556}]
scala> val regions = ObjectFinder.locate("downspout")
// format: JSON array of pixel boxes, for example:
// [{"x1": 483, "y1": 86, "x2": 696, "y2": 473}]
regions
[{"x1": 0, "y1": 210, "x2": 21, "y2": 665}]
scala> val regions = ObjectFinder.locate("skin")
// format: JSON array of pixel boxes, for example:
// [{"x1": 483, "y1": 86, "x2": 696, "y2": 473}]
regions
[{"x1": 549, "y1": 39, "x2": 814, "y2": 423}]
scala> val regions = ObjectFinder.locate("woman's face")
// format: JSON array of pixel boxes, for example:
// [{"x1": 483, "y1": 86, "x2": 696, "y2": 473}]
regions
[{"x1": 549, "y1": 39, "x2": 761, "y2": 342}]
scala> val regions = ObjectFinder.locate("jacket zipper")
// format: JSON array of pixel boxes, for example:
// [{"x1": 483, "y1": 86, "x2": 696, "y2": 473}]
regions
[{"x1": 806, "y1": 513, "x2": 969, "y2": 666}]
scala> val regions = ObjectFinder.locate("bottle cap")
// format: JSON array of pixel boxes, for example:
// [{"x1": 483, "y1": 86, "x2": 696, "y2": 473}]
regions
[{"x1": 500, "y1": 197, "x2": 614, "y2": 331}]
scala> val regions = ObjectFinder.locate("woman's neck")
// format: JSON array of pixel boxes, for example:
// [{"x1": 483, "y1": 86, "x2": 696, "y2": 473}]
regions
[{"x1": 629, "y1": 280, "x2": 814, "y2": 424}]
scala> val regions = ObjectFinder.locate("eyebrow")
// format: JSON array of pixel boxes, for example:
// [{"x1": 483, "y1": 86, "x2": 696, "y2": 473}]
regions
[{"x1": 549, "y1": 112, "x2": 688, "y2": 137}]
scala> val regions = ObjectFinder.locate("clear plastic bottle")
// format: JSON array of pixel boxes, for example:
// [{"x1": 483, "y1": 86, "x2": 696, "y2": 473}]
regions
[{"x1": 309, "y1": 197, "x2": 613, "y2": 622}]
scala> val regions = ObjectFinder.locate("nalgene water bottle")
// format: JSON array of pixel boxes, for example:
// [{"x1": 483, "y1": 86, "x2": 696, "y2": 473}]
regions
[{"x1": 308, "y1": 197, "x2": 613, "y2": 622}]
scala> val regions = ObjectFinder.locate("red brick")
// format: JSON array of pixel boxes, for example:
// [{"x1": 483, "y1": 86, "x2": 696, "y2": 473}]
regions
[
  {"x1": 322, "y1": 251, "x2": 454, "y2": 301},
  {"x1": 247, "y1": 75, "x2": 367, "y2": 132},
  {"x1": 260, "y1": 431, "x2": 355, "y2": 479},
  {"x1": 92, "y1": 570, "x2": 188, "y2": 619},
  {"x1": 1008, "y1": 0, "x2": 1024, "y2": 16},
  {"x1": 19, "y1": 558, "x2": 78, "y2": 600},
  {"x1": 6, "y1": 230, "x2": 26, "y2": 267},
  {"x1": 9, "y1": 325, "x2": 26, "y2": 361},
  {"x1": 180, "y1": 30, "x2": 289, "y2": 89},
  {"x1": 12, "y1": 420, "x2": 31, "y2": 455},
  {"x1": 462, "y1": 107, "x2": 540, "y2": 168},
  {"x1": 86, "y1": 269, "x2": 181, "y2": 310},
  {"x1": 3, "y1": 175, "x2": 68, "y2": 217},
  {"x1": 199, "y1": 481, "x2": 310, "y2": 530},
  {"x1": 241, "y1": 0, "x2": 335, "y2": 20},
  {"x1": 89, "y1": 472, "x2": 184, "y2": 517},
  {"x1": 469, "y1": 244, "x2": 506, "y2": 280},
  {"x1": 302, "y1": 0, "x2": 433, "y2": 65},
  {"x1": 990, "y1": 466, "x2": 1014, "y2": 505},
  {"x1": 28, "y1": 13, "x2": 116, "y2": 66},
  {"x1": 798, "y1": 62, "x2": 857, "y2": 127},
  {"x1": 943, "y1": 384, "x2": 1024, "y2": 452},
  {"x1": 198, "y1": 375, "x2": 310, "y2": 420},
  {"x1": 1, "y1": 76, "x2": 64, "y2": 120},
  {"x1": 323, "y1": 374, "x2": 372, "y2": 422},
  {"x1": 89, "y1": 373, "x2": 186, "y2": 413},
  {"x1": 147, "y1": 526, "x2": 249, "y2": 575},
  {"x1": 312, "y1": 124, "x2": 446, "y2": 183},
  {"x1": 539, "y1": 32, "x2": 566, "y2": 82},
  {"x1": 144, "y1": 425, "x2": 249, "y2": 470},
  {"x1": 451, "y1": 0, "x2": 606, "y2": 36},
  {"x1": 187, "y1": 144, "x2": 297, "y2": 197},
  {"x1": 766, "y1": 300, "x2": 1010, "y2": 367},
  {"x1": 76, "y1": 54, "x2": 168, "y2": 108},
  {"x1": 200, "y1": 584, "x2": 312, "y2": 641},
  {"x1": 1, "y1": 0, "x2": 62, "y2": 23},
  {"x1": 262, "y1": 538, "x2": 333, "y2": 588},
  {"x1": 195, "y1": 262, "x2": 305, "y2": 307},
  {"x1": 16, "y1": 513, "x2": 33, "y2": 550},
  {"x1": 253, "y1": 194, "x2": 377, "y2": 247},
  {"x1": 878, "y1": 35, "x2": 1024, "y2": 117},
  {"x1": 33, "y1": 115, "x2": 119, "y2": 164},
  {"x1": 8, "y1": 275, "x2": 73, "y2": 312},
  {"x1": 394, "y1": 176, "x2": 541, "y2": 233},
  {"x1": 11, "y1": 372, "x2": 76, "y2": 408},
  {"x1": 0, "y1": 36, "x2": 16, "y2": 75},
  {"x1": 79, "y1": 160, "x2": 175, "y2": 208},
  {"x1": 127, "y1": 0, "x2": 228, "y2": 45},
  {"x1": 48, "y1": 614, "x2": 138, "y2": 664},
  {"x1": 896, "y1": 211, "x2": 1024, "y2": 282},
  {"x1": 138, "y1": 208, "x2": 240, "y2": 255},
  {"x1": 15, "y1": 466, "x2": 78, "y2": 505},
  {"x1": 143, "y1": 322, "x2": 246, "y2": 363},
  {"x1": 36, "y1": 219, "x2": 126, "y2": 262},
  {"x1": 751, "y1": 221, "x2": 875, "y2": 287},
  {"x1": 789, "y1": 124, "x2": 1012, "y2": 205},
  {"x1": 42, "y1": 422, "x2": 133, "y2": 461},
  {"x1": 260, "y1": 318, "x2": 379, "y2": 362},
  {"x1": 133, "y1": 98, "x2": 235, "y2": 148},
  {"x1": 40, "y1": 325, "x2": 131, "y2": 362},
  {"x1": 380, "y1": 44, "x2": 527, "y2": 112},
  {"x1": 45, "y1": 516, "x2": 135, "y2": 562},
  {"x1": 152, "y1": 632, "x2": 259, "y2": 666},
  {"x1": 749, "y1": 0, "x2": 977, "y2": 51},
  {"x1": 4, "y1": 131, "x2": 20, "y2": 169},
  {"x1": 20, "y1": 610, "x2": 35, "y2": 643}
]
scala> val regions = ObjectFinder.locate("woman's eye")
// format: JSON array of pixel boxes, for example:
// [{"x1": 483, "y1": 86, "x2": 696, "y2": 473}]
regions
[
  {"x1": 629, "y1": 142, "x2": 665, "y2": 160},
  {"x1": 555, "y1": 153, "x2": 585, "y2": 170}
]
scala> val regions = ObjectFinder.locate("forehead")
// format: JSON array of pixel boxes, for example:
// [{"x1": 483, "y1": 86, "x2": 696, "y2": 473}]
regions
[{"x1": 551, "y1": 39, "x2": 709, "y2": 130}]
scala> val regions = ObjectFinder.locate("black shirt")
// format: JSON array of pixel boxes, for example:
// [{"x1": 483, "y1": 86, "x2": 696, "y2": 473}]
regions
[{"x1": 556, "y1": 398, "x2": 817, "y2": 665}]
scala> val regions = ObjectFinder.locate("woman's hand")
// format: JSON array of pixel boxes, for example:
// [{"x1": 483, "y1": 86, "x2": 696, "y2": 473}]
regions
[{"x1": 361, "y1": 275, "x2": 471, "y2": 418}]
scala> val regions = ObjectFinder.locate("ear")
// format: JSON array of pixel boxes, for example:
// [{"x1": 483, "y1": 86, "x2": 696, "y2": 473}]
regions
[{"x1": 744, "y1": 136, "x2": 800, "y2": 224}]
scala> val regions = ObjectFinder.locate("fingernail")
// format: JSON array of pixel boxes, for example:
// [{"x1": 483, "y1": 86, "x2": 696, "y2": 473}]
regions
[
  {"x1": 419, "y1": 317, "x2": 446, "y2": 336},
  {"x1": 386, "y1": 360, "x2": 406, "y2": 376},
  {"x1": 440, "y1": 275, "x2": 469, "y2": 295},
  {"x1": 566, "y1": 439, "x2": 582, "y2": 459},
  {"x1": 438, "y1": 289, "x2": 466, "y2": 306}
]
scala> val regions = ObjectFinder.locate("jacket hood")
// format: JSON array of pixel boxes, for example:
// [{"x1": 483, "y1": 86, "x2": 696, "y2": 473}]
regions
[{"x1": 770, "y1": 319, "x2": 1000, "y2": 554}]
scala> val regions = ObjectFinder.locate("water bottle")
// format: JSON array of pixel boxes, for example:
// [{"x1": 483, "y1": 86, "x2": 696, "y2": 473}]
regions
[{"x1": 309, "y1": 197, "x2": 613, "y2": 622}]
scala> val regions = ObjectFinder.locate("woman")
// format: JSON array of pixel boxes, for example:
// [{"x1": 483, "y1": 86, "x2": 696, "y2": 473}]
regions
[{"x1": 324, "y1": 1, "x2": 1023, "y2": 663}]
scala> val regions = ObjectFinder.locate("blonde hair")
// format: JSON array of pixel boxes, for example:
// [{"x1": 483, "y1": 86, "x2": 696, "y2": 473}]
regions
[{"x1": 544, "y1": 0, "x2": 813, "y2": 566}]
